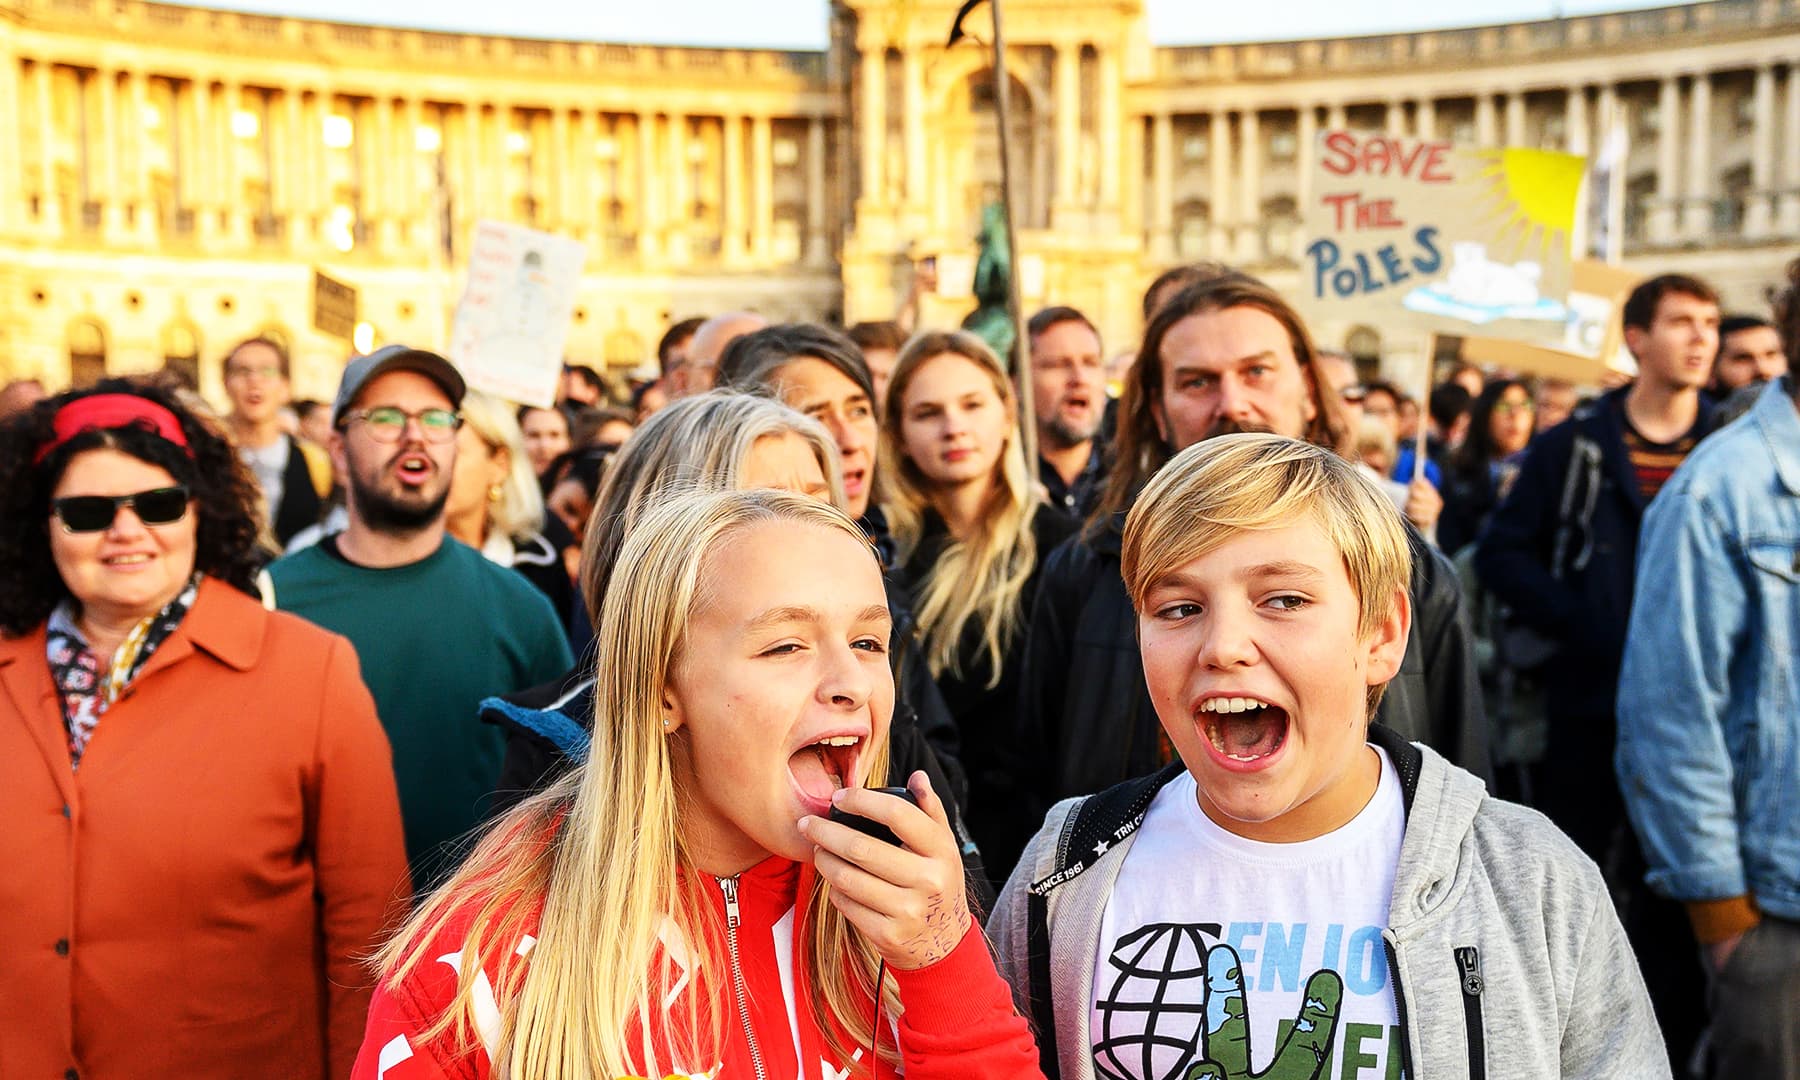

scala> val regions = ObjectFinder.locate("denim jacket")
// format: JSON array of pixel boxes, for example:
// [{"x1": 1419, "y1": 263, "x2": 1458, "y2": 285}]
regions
[{"x1": 1616, "y1": 377, "x2": 1800, "y2": 922}]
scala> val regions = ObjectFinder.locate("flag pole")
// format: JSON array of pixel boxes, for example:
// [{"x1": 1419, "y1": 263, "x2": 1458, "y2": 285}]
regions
[{"x1": 985, "y1": 0, "x2": 1037, "y2": 475}]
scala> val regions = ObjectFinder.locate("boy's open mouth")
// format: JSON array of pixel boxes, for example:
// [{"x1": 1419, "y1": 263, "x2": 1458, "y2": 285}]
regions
[{"x1": 1198, "y1": 697, "x2": 1290, "y2": 763}]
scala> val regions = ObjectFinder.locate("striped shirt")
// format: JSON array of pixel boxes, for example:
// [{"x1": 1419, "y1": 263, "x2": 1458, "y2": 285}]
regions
[{"x1": 1621, "y1": 413, "x2": 1700, "y2": 502}]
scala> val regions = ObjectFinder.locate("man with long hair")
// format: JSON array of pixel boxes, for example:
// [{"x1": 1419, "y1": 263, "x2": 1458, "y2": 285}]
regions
[{"x1": 1012, "y1": 272, "x2": 1485, "y2": 836}]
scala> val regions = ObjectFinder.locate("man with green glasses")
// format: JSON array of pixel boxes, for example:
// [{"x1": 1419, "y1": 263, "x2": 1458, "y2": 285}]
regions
[{"x1": 268, "y1": 345, "x2": 573, "y2": 891}]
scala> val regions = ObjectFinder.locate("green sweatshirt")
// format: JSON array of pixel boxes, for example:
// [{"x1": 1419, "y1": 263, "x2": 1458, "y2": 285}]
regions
[{"x1": 269, "y1": 536, "x2": 573, "y2": 886}]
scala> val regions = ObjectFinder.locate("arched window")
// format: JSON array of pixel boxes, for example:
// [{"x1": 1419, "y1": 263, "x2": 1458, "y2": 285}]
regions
[
  {"x1": 1345, "y1": 325, "x2": 1382, "y2": 366},
  {"x1": 161, "y1": 319, "x2": 201, "y2": 390},
  {"x1": 1260, "y1": 197, "x2": 1299, "y2": 264},
  {"x1": 1176, "y1": 198, "x2": 1211, "y2": 260},
  {"x1": 68, "y1": 318, "x2": 107, "y2": 387}
]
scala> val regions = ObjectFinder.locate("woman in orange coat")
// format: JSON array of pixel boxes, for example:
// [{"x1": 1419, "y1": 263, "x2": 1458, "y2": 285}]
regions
[{"x1": 0, "y1": 379, "x2": 411, "y2": 1080}]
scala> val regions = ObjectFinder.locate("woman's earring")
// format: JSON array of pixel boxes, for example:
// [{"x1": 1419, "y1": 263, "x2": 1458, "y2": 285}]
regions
[{"x1": 487, "y1": 484, "x2": 503, "y2": 503}]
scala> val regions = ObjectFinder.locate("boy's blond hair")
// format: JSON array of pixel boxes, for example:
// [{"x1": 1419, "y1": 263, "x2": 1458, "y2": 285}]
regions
[{"x1": 1120, "y1": 433, "x2": 1412, "y2": 714}]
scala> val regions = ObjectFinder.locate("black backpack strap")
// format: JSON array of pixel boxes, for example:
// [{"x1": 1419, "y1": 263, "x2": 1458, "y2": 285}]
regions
[
  {"x1": 1027, "y1": 887, "x2": 1060, "y2": 1079},
  {"x1": 1022, "y1": 762, "x2": 1187, "y2": 1076}
]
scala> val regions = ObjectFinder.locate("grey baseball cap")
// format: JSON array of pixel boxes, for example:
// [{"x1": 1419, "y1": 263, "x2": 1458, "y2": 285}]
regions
[{"x1": 331, "y1": 345, "x2": 467, "y2": 425}]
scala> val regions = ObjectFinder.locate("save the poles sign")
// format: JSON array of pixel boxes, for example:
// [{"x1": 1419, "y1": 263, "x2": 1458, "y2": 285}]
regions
[{"x1": 1300, "y1": 130, "x2": 1586, "y2": 347}]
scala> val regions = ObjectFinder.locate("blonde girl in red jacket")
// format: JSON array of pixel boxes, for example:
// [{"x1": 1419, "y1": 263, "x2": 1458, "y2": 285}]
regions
[{"x1": 353, "y1": 488, "x2": 1044, "y2": 1080}]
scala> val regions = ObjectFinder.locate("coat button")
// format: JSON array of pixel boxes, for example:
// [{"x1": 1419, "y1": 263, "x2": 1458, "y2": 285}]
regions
[
  {"x1": 62, "y1": 804, "x2": 72, "y2": 819},
  {"x1": 67, "y1": 1069, "x2": 80, "y2": 1080},
  {"x1": 54, "y1": 938, "x2": 69, "y2": 956}
]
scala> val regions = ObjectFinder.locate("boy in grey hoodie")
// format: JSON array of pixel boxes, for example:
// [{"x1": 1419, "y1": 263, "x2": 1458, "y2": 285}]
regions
[{"x1": 992, "y1": 433, "x2": 1668, "y2": 1080}]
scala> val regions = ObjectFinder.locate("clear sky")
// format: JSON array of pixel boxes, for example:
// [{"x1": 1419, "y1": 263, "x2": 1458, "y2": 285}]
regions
[{"x1": 183, "y1": 0, "x2": 1680, "y2": 49}]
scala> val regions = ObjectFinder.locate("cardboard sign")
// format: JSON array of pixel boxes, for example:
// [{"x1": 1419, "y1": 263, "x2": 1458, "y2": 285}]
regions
[
  {"x1": 447, "y1": 221, "x2": 587, "y2": 408},
  {"x1": 1301, "y1": 131, "x2": 1586, "y2": 348},
  {"x1": 311, "y1": 269, "x2": 357, "y2": 341},
  {"x1": 1460, "y1": 260, "x2": 1642, "y2": 384}
]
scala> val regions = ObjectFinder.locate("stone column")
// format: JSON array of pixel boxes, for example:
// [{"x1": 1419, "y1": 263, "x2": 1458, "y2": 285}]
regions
[
  {"x1": 1296, "y1": 104, "x2": 1317, "y2": 248},
  {"x1": 1744, "y1": 64, "x2": 1776, "y2": 238},
  {"x1": 575, "y1": 107, "x2": 599, "y2": 245},
  {"x1": 219, "y1": 79, "x2": 244, "y2": 242},
  {"x1": 128, "y1": 70, "x2": 154, "y2": 241},
  {"x1": 858, "y1": 42, "x2": 885, "y2": 207},
  {"x1": 488, "y1": 101, "x2": 511, "y2": 225},
  {"x1": 637, "y1": 112, "x2": 661, "y2": 260},
  {"x1": 0, "y1": 45, "x2": 16, "y2": 235},
  {"x1": 1325, "y1": 102, "x2": 1346, "y2": 132},
  {"x1": 722, "y1": 114, "x2": 746, "y2": 262},
  {"x1": 549, "y1": 104, "x2": 572, "y2": 235},
  {"x1": 1565, "y1": 85, "x2": 1589, "y2": 155},
  {"x1": 1651, "y1": 76, "x2": 1681, "y2": 242},
  {"x1": 1151, "y1": 110, "x2": 1174, "y2": 259},
  {"x1": 1475, "y1": 93, "x2": 1497, "y2": 145},
  {"x1": 462, "y1": 101, "x2": 485, "y2": 224},
  {"x1": 97, "y1": 69, "x2": 124, "y2": 236},
  {"x1": 805, "y1": 115, "x2": 828, "y2": 266},
  {"x1": 667, "y1": 111, "x2": 689, "y2": 264},
  {"x1": 1681, "y1": 72, "x2": 1712, "y2": 238},
  {"x1": 1504, "y1": 91, "x2": 1526, "y2": 146},
  {"x1": 902, "y1": 47, "x2": 925, "y2": 208},
  {"x1": 751, "y1": 114, "x2": 773, "y2": 263},
  {"x1": 1415, "y1": 98, "x2": 1436, "y2": 139},
  {"x1": 283, "y1": 86, "x2": 308, "y2": 246},
  {"x1": 1237, "y1": 108, "x2": 1260, "y2": 262},
  {"x1": 374, "y1": 95, "x2": 399, "y2": 249},
  {"x1": 35, "y1": 62, "x2": 61, "y2": 236},
  {"x1": 1098, "y1": 47, "x2": 1121, "y2": 211},
  {"x1": 1208, "y1": 109, "x2": 1233, "y2": 257},
  {"x1": 1054, "y1": 41, "x2": 1079, "y2": 215},
  {"x1": 404, "y1": 95, "x2": 427, "y2": 250},
  {"x1": 193, "y1": 77, "x2": 217, "y2": 242},
  {"x1": 1384, "y1": 100, "x2": 1404, "y2": 135},
  {"x1": 1780, "y1": 61, "x2": 1800, "y2": 233},
  {"x1": 1121, "y1": 112, "x2": 1143, "y2": 236}
]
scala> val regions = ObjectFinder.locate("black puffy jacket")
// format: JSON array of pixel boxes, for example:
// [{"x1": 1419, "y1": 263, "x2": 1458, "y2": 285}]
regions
[{"x1": 1011, "y1": 511, "x2": 1489, "y2": 832}]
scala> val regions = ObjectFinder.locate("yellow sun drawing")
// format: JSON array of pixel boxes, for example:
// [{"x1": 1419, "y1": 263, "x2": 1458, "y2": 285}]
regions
[{"x1": 1470, "y1": 147, "x2": 1586, "y2": 262}]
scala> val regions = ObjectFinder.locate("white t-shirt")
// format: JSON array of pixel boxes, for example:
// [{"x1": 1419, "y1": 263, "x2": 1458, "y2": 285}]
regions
[
  {"x1": 239, "y1": 436, "x2": 289, "y2": 525},
  {"x1": 1089, "y1": 746, "x2": 1406, "y2": 1080}
]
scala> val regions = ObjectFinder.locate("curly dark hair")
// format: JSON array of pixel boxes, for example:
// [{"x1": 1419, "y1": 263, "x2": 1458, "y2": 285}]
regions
[{"x1": 0, "y1": 377, "x2": 265, "y2": 636}]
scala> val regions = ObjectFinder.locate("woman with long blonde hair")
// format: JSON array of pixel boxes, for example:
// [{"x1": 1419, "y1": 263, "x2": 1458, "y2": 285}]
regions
[
  {"x1": 353, "y1": 488, "x2": 1042, "y2": 1080},
  {"x1": 881, "y1": 331, "x2": 1075, "y2": 890}
]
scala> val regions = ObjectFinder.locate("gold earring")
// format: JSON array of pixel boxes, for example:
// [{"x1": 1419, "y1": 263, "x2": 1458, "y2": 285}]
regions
[{"x1": 487, "y1": 484, "x2": 502, "y2": 503}]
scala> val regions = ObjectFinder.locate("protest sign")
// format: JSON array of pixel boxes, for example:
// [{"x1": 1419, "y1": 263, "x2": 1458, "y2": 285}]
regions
[
  {"x1": 447, "y1": 221, "x2": 587, "y2": 407},
  {"x1": 310, "y1": 269, "x2": 357, "y2": 341},
  {"x1": 1300, "y1": 131, "x2": 1586, "y2": 348},
  {"x1": 1459, "y1": 260, "x2": 1641, "y2": 384}
]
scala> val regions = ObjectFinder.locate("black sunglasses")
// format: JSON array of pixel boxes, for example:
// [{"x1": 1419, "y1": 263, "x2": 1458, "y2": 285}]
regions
[{"x1": 52, "y1": 485, "x2": 192, "y2": 533}]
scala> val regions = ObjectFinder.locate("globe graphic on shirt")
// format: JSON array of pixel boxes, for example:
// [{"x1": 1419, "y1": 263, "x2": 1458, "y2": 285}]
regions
[{"x1": 1092, "y1": 922, "x2": 1218, "y2": 1080}]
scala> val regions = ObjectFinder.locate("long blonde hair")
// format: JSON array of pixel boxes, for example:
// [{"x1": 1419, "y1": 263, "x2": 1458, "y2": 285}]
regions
[
  {"x1": 881, "y1": 330, "x2": 1039, "y2": 684},
  {"x1": 457, "y1": 388, "x2": 547, "y2": 542},
  {"x1": 373, "y1": 489, "x2": 895, "y2": 1078},
  {"x1": 578, "y1": 390, "x2": 844, "y2": 620}
]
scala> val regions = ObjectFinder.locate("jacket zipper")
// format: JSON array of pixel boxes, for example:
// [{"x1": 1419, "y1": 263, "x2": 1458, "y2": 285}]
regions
[
  {"x1": 1456, "y1": 946, "x2": 1487, "y2": 1080},
  {"x1": 1381, "y1": 934, "x2": 1417, "y2": 1079},
  {"x1": 719, "y1": 875, "x2": 770, "y2": 1080}
]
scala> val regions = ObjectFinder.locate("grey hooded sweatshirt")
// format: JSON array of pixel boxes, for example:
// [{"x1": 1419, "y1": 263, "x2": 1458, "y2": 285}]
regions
[{"x1": 990, "y1": 727, "x2": 1671, "y2": 1079}]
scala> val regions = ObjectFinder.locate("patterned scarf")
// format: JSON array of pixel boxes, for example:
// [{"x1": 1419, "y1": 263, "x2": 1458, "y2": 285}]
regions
[{"x1": 45, "y1": 575, "x2": 200, "y2": 768}]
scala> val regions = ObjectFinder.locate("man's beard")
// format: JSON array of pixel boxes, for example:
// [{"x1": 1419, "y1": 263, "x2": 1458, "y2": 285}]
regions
[
  {"x1": 351, "y1": 482, "x2": 449, "y2": 534},
  {"x1": 348, "y1": 452, "x2": 450, "y2": 535},
  {"x1": 1044, "y1": 410, "x2": 1100, "y2": 450}
]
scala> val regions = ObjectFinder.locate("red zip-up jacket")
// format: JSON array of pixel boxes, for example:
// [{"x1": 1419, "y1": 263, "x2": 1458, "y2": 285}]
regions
[{"x1": 352, "y1": 856, "x2": 1044, "y2": 1079}]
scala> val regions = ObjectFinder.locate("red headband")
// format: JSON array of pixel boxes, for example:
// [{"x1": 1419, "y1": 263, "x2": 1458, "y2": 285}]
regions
[{"x1": 34, "y1": 393, "x2": 193, "y2": 465}]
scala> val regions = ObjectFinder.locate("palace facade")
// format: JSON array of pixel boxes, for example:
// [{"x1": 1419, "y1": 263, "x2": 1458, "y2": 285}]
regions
[{"x1": 1, "y1": 0, "x2": 1797, "y2": 400}]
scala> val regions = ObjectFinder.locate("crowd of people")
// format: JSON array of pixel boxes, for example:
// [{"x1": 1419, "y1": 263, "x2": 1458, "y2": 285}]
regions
[{"x1": 0, "y1": 254, "x2": 1795, "y2": 1080}]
